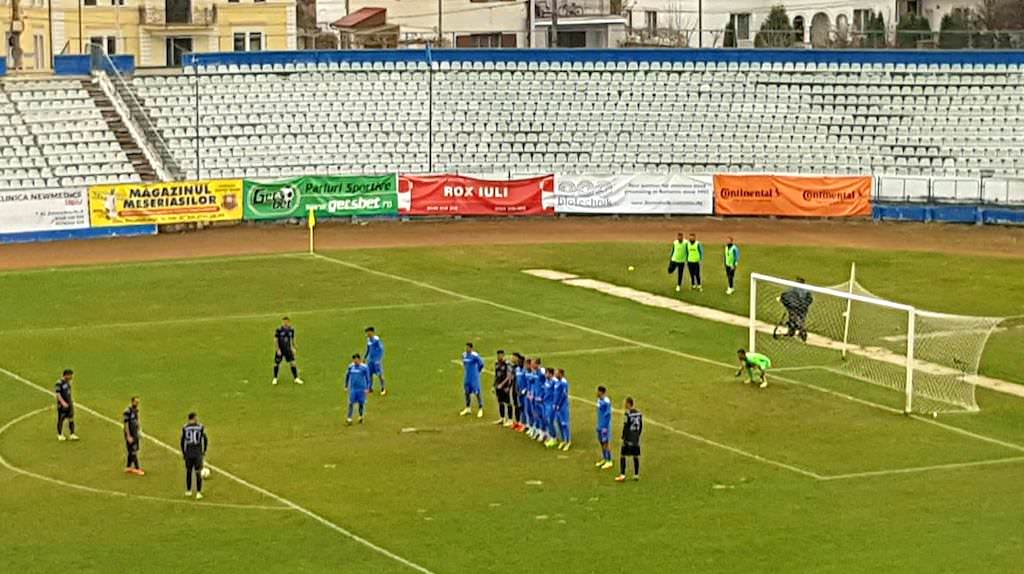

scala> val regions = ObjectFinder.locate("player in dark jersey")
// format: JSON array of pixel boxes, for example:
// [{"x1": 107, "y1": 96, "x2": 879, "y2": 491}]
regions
[
  {"x1": 493, "y1": 350, "x2": 515, "y2": 427},
  {"x1": 615, "y1": 397, "x2": 643, "y2": 482},
  {"x1": 180, "y1": 412, "x2": 209, "y2": 500},
  {"x1": 272, "y1": 316, "x2": 303, "y2": 386},
  {"x1": 123, "y1": 396, "x2": 144, "y2": 476},
  {"x1": 54, "y1": 369, "x2": 79, "y2": 441}
]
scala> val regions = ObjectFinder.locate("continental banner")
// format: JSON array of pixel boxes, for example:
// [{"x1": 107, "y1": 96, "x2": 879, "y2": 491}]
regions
[
  {"x1": 88, "y1": 180, "x2": 243, "y2": 226},
  {"x1": 0, "y1": 189, "x2": 89, "y2": 234},
  {"x1": 398, "y1": 174, "x2": 554, "y2": 216},
  {"x1": 243, "y1": 174, "x2": 398, "y2": 220},
  {"x1": 555, "y1": 174, "x2": 713, "y2": 214},
  {"x1": 714, "y1": 174, "x2": 873, "y2": 217}
]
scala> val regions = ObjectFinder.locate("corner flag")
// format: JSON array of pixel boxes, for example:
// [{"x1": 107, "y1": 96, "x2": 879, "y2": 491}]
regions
[{"x1": 307, "y1": 207, "x2": 316, "y2": 254}]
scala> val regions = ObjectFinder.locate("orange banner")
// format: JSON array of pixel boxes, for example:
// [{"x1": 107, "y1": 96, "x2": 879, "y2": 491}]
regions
[{"x1": 714, "y1": 175, "x2": 872, "y2": 217}]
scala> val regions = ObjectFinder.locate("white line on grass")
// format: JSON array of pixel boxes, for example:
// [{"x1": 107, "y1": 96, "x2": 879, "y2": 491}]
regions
[
  {"x1": 0, "y1": 252, "x2": 306, "y2": 276},
  {"x1": 820, "y1": 456, "x2": 1024, "y2": 481},
  {"x1": 0, "y1": 408, "x2": 291, "y2": 511},
  {"x1": 4, "y1": 300, "x2": 469, "y2": 336},
  {"x1": 0, "y1": 366, "x2": 437, "y2": 574},
  {"x1": 312, "y1": 253, "x2": 1024, "y2": 457},
  {"x1": 522, "y1": 345, "x2": 642, "y2": 358},
  {"x1": 449, "y1": 359, "x2": 824, "y2": 480}
]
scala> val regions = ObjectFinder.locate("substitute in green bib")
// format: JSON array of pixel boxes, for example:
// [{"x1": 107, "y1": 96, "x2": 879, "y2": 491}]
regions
[
  {"x1": 668, "y1": 232, "x2": 688, "y2": 292},
  {"x1": 683, "y1": 233, "x2": 704, "y2": 292},
  {"x1": 724, "y1": 237, "x2": 740, "y2": 296},
  {"x1": 736, "y1": 348, "x2": 772, "y2": 389}
]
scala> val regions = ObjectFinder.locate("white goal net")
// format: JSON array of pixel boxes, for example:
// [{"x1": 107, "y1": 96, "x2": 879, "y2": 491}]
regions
[{"x1": 750, "y1": 270, "x2": 1001, "y2": 413}]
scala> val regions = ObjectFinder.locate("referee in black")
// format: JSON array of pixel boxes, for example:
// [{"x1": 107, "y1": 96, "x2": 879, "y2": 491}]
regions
[
  {"x1": 123, "y1": 396, "x2": 144, "y2": 476},
  {"x1": 180, "y1": 412, "x2": 209, "y2": 500}
]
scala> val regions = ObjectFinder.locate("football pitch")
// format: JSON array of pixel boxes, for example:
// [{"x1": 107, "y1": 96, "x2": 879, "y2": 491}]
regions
[{"x1": 2, "y1": 233, "x2": 1024, "y2": 573}]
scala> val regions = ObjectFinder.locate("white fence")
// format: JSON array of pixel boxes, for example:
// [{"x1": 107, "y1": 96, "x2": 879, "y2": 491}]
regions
[{"x1": 877, "y1": 176, "x2": 1024, "y2": 205}]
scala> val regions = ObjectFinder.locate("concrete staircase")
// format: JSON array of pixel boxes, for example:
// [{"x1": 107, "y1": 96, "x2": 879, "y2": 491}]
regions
[{"x1": 83, "y1": 79, "x2": 158, "y2": 183}]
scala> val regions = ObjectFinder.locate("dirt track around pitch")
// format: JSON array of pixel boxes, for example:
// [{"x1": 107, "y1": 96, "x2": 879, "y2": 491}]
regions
[{"x1": 2, "y1": 218, "x2": 1023, "y2": 271}]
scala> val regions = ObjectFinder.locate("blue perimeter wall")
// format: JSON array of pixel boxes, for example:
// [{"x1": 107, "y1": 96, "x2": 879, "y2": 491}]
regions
[
  {"x1": 182, "y1": 47, "x2": 1024, "y2": 68},
  {"x1": 873, "y1": 204, "x2": 1024, "y2": 225},
  {"x1": 0, "y1": 225, "x2": 157, "y2": 245}
]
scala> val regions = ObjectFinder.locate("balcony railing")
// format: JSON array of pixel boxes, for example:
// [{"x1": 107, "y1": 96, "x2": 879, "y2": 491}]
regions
[
  {"x1": 139, "y1": 5, "x2": 217, "y2": 27},
  {"x1": 534, "y1": 0, "x2": 623, "y2": 19}
]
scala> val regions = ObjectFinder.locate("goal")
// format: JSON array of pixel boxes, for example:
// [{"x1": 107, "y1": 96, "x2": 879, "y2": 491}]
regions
[{"x1": 749, "y1": 268, "x2": 1001, "y2": 414}]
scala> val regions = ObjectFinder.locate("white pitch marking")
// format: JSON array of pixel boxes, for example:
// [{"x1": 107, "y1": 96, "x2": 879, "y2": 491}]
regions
[
  {"x1": 453, "y1": 359, "x2": 824, "y2": 480},
  {"x1": 0, "y1": 367, "x2": 437, "y2": 574},
  {"x1": 5, "y1": 300, "x2": 468, "y2": 336},
  {"x1": 0, "y1": 252, "x2": 306, "y2": 276},
  {"x1": 0, "y1": 408, "x2": 290, "y2": 511},
  {"x1": 313, "y1": 254, "x2": 1024, "y2": 457},
  {"x1": 820, "y1": 456, "x2": 1024, "y2": 481},
  {"x1": 519, "y1": 345, "x2": 642, "y2": 358}
]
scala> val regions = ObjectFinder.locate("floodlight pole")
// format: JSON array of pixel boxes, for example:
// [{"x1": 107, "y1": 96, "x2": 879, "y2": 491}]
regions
[{"x1": 698, "y1": 0, "x2": 703, "y2": 48}]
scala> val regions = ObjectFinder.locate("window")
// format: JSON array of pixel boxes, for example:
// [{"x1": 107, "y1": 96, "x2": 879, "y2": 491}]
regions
[
  {"x1": 33, "y1": 34, "x2": 44, "y2": 69},
  {"x1": 83, "y1": 0, "x2": 97, "y2": 5},
  {"x1": 853, "y1": 9, "x2": 871, "y2": 32},
  {"x1": 228, "y1": 0, "x2": 239, "y2": 3},
  {"x1": 645, "y1": 11, "x2": 658, "y2": 33},
  {"x1": 731, "y1": 13, "x2": 751, "y2": 41},
  {"x1": 106, "y1": 36, "x2": 117, "y2": 55},
  {"x1": 455, "y1": 33, "x2": 516, "y2": 48},
  {"x1": 234, "y1": 32, "x2": 263, "y2": 52},
  {"x1": 556, "y1": 31, "x2": 587, "y2": 48},
  {"x1": 89, "y1": 36, "x2": 104, "y2": 51}
]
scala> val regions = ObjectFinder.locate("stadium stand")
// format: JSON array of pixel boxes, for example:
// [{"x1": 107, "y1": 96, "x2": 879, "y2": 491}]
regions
[
  {"x1": 0, "y1": 78, "x2": 144, "y2": 190},
  {"x1": 131, "y1": 57, "x2": 1024, "y2": 180}
]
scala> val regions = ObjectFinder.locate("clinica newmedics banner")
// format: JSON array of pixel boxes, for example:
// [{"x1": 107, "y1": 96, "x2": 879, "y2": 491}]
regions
[
  {"x1": 243, "y1": 175, "x2": 398, "y2": 220},
  {"x1": 554, "y1": 174, "x2": 714, "y2": 214},
  {"x1": 0, "y1": 189, "x2": 90, "y2": 234},
  {"x1": 88, "y1": 180, "x2": 244, "y2": 226}
]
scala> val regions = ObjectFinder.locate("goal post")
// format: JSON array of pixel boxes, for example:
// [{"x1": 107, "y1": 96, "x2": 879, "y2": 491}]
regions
[{"x1": 749, "y1": 272, "x2": 998, "y2": 414}]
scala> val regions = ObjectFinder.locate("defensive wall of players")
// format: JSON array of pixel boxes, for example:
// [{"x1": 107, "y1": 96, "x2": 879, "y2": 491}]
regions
[{"x1": 2, "y1": 47, "x2": 1024, "y2": 243}]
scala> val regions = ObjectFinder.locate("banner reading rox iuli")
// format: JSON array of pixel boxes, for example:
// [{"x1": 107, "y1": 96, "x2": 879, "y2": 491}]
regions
[
  {"x1": 714, "y1": 174, "x2": 873, "y2": 217},
  {"x1": 88, "y1": 180, "x2": 243, "y2": 226}
]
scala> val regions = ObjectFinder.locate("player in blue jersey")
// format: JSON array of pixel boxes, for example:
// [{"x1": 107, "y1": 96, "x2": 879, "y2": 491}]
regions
[
  {"x1": 512, "y1": 354, "x2": 528, "y2": 432},
  {"x1": 542, "y1": 368, "x2": 559, "y2": 448},
  {"x1": 344, "y1": 354, "x2": 370, "y2": 425},
  {"x1": 364, "y1": 327, "x2": 386, "y2": 395},
  {"x1": 460, "y1": 343, "x2": 485, "y2": 418},
  {"x1": 553, "y1": 368, "x2": 572, "y2": 451},
  {"x1": 595, "y1": 386, "x2": 613, "y2": 469},
  {"x1": 523, "y1": 358, "x2": 538, "y2": 438},
  {"x1": 530, "y1": 359, "x2": 546, "y2": 441}
]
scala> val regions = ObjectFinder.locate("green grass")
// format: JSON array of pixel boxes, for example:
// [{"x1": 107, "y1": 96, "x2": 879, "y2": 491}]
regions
[{"x1": 2, "y1": 243, "x2": 1023, "y2": 573}]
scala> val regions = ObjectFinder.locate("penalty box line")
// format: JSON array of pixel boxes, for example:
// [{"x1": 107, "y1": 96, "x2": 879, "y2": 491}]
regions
[
  {"x1": 0, "y1": 366, "x2": 437, "y2": 574},
  {"x1": 448, "y1": 357, "x2": 825, "y2": 481},
  {"x1": 311, "y1": 253, "x2": 1024, "y2": 461}
]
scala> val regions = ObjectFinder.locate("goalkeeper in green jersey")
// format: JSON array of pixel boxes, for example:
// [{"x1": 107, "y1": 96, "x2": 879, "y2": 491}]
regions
[{"x1": 736, "y1": 349, "x2": 771, "y2": 389}]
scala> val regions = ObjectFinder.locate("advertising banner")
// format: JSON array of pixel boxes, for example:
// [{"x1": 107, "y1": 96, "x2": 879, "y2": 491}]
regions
[
  {"x1": 555, "y1": 174, "x2": 713, "y2": 214},
  {"x1": 714, "y1": 175, "x2": 873, "y2": 217},
  {"x1": 398, "y1": 174, "x2": 554, "y2": 216},
  {"x1": 0, "y1": 189, "x2": 89, "y2": 234},
  {"x1": 88, "y1": 180, "x2": 244, "y2": 226},
  {"x1": 243, "y1": 174, "x2": 398, "y2": 220}
]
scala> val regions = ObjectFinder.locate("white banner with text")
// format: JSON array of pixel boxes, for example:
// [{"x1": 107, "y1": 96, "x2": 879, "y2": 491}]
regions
[
  {"x1": 0, "y1": 189, "x2": 90, "y2": 235},
  {"x1": 554, "y1": 174, "x2": 714, "y2": 214}
]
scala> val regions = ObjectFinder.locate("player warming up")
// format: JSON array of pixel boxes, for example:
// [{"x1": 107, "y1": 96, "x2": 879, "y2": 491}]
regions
[
  {"x1": 460, "y1": 343, "x2": 485, "y2": 418},
  {"x1": 123, "y1": 396, "x2": 144, "y2": 475},
  {"x1": 724, "y1": 237, "x2": 740, "y2": 295},
  {"x1": 364, "y1": 327, "x2": 386, "y2": 395},
  {"x1": 736, "y1": 348, "x2": 772, "y2": 389},
  {"x1": 595, "y1": 386, "x2": 613, "y2": 469},
  {"x1": 553, "y1": 369, "x2": 572, "y2": 451},
  {"x1": 345, "y1": 354, "x2": 370, "y2": 425},
  {"x1": 55, "y1": 369, "x2": 79, "y2": 441},
  {"x1": 273, "y1": 317, "x2": 304, "y2": 386},
  {"x1": 180, "y1": 412, "x2": 209, "y2": 499},
  {"x1": 615, "y1": 397, "x2": 643, "y2": 482}
]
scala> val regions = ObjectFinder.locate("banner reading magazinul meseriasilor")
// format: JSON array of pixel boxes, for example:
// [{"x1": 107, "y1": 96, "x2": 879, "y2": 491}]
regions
[{"x1": 243, "y1": 175, "x2": 399, "y2": 220}]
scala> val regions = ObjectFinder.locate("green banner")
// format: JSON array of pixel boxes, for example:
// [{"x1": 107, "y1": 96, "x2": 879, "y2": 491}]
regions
[{"x1": 243, "y1": 174, "x2": 398, "y2": 220}]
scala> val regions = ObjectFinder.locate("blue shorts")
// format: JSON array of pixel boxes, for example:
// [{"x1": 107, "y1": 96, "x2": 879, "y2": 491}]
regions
[
  {"x1": 597, "y1": 428, "x2": 610, "y2": 444},
  {"x1": 367, "y1": 361, "x2": 383, "y2": 377},
  {"x1": 348, "y1": 392, "x2": 366, "y2": 405},
  {"x1": 464, "y1": 383, "x2": 481, "y2": 395},
  {"x1": 557, "y1": 412, "x2": 570, "y2": 424}
]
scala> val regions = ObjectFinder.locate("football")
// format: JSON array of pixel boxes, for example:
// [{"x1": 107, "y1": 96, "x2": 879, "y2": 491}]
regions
[{"x1": 200, "y1": 467, "x2": 211, "y2": 479}]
